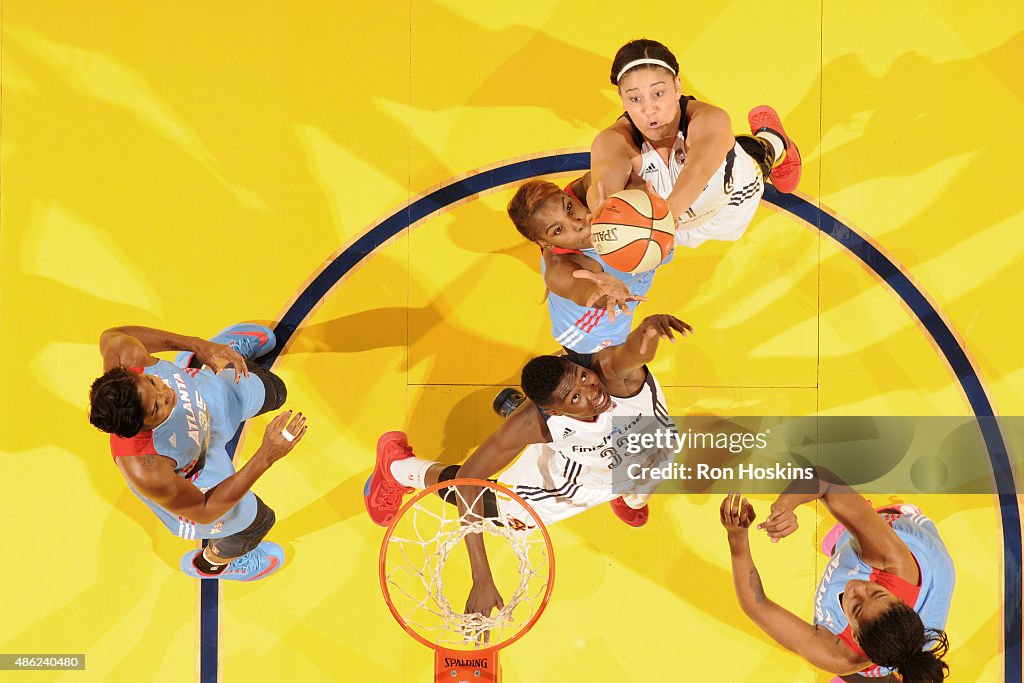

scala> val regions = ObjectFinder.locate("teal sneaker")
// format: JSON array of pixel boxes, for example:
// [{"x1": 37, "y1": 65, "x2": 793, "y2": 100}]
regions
[
  {"x1": 180, "y1": 541, "x2": 285, "y2": 581},
  {"x1": 175, "y1": 323, "x2": 276, "y2": 368}
]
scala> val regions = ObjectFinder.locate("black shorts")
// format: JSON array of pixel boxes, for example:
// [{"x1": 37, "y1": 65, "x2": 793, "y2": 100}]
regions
[
  {"x1": 735, "y1": 134, "x2": 776, "y2": 179},
  {"x1": 208, "y1": 494, "x2": 276, "y2": 558},
  {"x1": 245, "y1": 361, "x2": 287, "y2": 415},
  {"x1": 436, "y1": 465, "x2": 500, "y2": 518}
]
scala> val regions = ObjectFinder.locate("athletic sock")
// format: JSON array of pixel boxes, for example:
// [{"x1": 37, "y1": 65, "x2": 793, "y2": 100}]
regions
[
  {"x1": 389, "y1": 457, "x2": 439, "y2": 489},
  {"x1": 755, "y1": 129, "x2": 787, "y2": 167},
  {"x1": 621, "y1": 492, "x2": 652, "y2": 510},
  {"x1": 193, "y1": 548, "x2": 229, "y2": 575}
]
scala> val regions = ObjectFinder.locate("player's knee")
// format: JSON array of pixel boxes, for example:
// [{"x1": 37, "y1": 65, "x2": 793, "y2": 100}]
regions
[
  {"x1": 254, "y1": 498, "x2": 277, "y2": 532},
  {"x1": 736, "y1": 134, "x2": 774, "y2": 178},
  {"x1": 210, "y1": 498, "x2": 276, "y2": 558},
  {"x1": 249, "y1": 365, "x2": 287, "y2": 415},
  {"x1": 258, "y1": 506, "x2": 276, "y2": 538},
  {"x1": 435, "y1": 465, "x2": 462, "y2": 505},
  {"x1": 264, "y1": 372, "x2": 287, "y2": 411},
  {"x1": 434, "y1": 466, "x2": 500, "y2": 518}
]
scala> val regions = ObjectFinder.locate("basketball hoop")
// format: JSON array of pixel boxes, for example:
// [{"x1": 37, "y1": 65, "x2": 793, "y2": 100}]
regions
[{"x1": 379, "y1": 478, "x2": 555, "y2": 682}]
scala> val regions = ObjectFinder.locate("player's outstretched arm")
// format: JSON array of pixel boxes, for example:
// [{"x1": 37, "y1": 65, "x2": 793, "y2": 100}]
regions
[
  {"x1": 606, "y1": 313, "x2": 692, "y2": 377},
  {"x1": 458, "y1": 407, "x2": 545, "y2": 481},
  {"x1": 755, "y1": 468, "x2": 831, "y2": 542},
  {"x1": 588, "y1": 127, "x2": 634, "y2": 218},
  {"x1": 100, "y1": 327, "x2": 166, "y2": 371},
  {"x1": 457, "y1": 408, "x2": 546, "y2": 619},
  {"x1": 758, "y1": 468, "x2": 914, "y2": 573},
  {"x1": 100, "y1": 325, "x2": 248, "y2": 380},
  {"x1": 720, "y1": 494, "x2": 867, "y2": 674},
  {"x1": 117, "y1": 411, "x2": 307, "y2": 524},
  {"x1": 665, "y1": 100, "x2": 734, "y2": 222},
  {"x1": 544, "y1": 257, "x2": 645, "y2": 321}
]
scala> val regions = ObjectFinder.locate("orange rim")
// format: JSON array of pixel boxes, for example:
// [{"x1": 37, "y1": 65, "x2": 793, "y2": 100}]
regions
[{"x1": 378, "y1": 477, "x2": 556, "y2": 654}]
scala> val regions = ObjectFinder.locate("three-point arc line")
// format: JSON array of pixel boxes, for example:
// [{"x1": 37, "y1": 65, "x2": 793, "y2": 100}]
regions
[{"x1": 206, "y1": 151, "x2": 1020, "y2": 683}]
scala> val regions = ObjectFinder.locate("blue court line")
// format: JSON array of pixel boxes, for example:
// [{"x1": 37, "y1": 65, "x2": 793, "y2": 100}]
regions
[
  {"x1": 770, "y1": 189, "x2": 1021, "y2": 682},
  {"x1": 208, "y1": 152, "x2": 1020, "y2": 682}
]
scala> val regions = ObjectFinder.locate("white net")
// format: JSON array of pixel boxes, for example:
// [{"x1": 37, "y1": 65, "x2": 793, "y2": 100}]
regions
[{"x1": 382, "y1": 482, "x2": 553, "y2": 649}]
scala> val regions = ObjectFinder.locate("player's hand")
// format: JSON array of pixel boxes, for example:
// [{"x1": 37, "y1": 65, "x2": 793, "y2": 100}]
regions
[
  {"x1": 574, "y1": 269, "x2": 647, "y2": 322},
  {"x1": 260, "y1": 410, "x2": 308, "y2": 463},
  {"x1": 465, "y1": 578, "x2": 505, "y2": 644},
  {"x1": 637, "y1": 314, "x2": 693, "y2": 355},
  {"x1": 756, "y1": 500, "x2": 799, "y2": 542},
  {"x1": 584, "y1": 180, "x2": 609, "y2": 225},
  {"x1": 720, "y1": 493, "x2": 756, "y2": 536},
  {"x1": 193, "y1": 340, "x2": 249, "y2": 383}
]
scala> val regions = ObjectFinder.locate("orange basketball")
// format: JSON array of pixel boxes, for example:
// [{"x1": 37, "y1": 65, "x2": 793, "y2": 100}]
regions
[{"x1": 590, "y1": 189, "x2": 675, "y2": 274}]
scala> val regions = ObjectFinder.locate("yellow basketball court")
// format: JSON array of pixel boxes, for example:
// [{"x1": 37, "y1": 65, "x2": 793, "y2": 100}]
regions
[{"x1": 1, "y1": 2, "x2": 1020, "y2": 681}]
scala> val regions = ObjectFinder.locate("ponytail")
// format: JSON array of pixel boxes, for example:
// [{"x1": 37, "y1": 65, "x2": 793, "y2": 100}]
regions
[
  {"x1": 894, "y1": 629, "x2": 949, "y2": 683},
  {"x1": 857, "y1": 603, "x2": 949, "y2": 682}
]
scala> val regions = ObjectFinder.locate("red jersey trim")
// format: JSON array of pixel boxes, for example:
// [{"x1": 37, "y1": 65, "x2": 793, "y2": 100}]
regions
[
  {"x1": 839, "y1": 626, "x2": 868, "y2": 659},
  {"x1": 111, "y1": 431, "x2": 157, "y2": 458},
  {"x1": 838, "y1": 555, "x2": 924, "y2": 663}
]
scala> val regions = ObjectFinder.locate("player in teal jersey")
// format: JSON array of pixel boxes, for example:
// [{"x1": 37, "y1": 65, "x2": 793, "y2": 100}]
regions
[{"x1": 89, "y1": 323, "x2": 307, "y2": 581}]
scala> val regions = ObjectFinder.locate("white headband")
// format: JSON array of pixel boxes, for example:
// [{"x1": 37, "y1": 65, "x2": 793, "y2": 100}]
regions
[{"x1": 616, "y1": 58, "x2": 676, "y2": 83}]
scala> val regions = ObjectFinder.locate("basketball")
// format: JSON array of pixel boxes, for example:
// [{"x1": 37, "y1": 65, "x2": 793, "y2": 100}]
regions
[{"x1": 590, "y1": 189, "x2": 675, "y2": 274}]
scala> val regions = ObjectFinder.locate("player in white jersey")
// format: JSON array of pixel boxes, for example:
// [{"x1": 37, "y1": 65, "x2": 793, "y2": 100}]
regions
[
  {"x1": 364, "y1": 313, "x2": 692, "y2": 617},
  {"x1": 590, "y1": 38, "x2": 803, "y2": 248}
]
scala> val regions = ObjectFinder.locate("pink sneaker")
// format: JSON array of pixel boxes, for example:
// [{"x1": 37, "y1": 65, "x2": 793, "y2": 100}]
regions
[
  {"x1": 820, "y1": 521, "x2": 847, "y2": 556},
  {"x1": 610, "y1": 496, "x2": 649, "y2": 527},
  {"x1": 364, "y1": 431, "x2": 416, "y2": 527},
  {"x1": 820, "y1": 503, "x2": 922, "y2": 555},
  {"x1": 748, "y1": 105, "x2": 802, "y2": 193}
]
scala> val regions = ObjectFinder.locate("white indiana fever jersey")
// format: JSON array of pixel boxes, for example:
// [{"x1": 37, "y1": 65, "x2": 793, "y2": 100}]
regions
[
  {"x1": 621, "y1": 98, "x2": 764, "y2": 248},
  {"x1": 637, "y1": 131, "x2": 761, "y2": 233},
  {"x1": 540, "y1": 366, "x2": 675, "y2": 491},
  {"x1": 497, "y1": 358, "x2": 677, "y2": 528}
]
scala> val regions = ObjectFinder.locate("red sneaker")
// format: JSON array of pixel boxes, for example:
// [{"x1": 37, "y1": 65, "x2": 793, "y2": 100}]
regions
[
  {"x1": 610, "y1": 496, "x2": 649, "y2": 527},
  {"x1": 364, "y1": 431, "x2": 416, "y2": 527},
  {"x1": 748, "y1": 105, "x2": 801, "y2": 193}
]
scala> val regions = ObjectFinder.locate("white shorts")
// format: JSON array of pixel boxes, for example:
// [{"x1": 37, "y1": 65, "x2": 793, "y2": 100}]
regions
[
  {"x1": 675, "y1": 155, "x2": 764, "y2": 249},
  {"x1": 495, "y1": 444, "x2": 618, "y2": 529},
  {"x1": 494, "y1": 444, "x2": 665, "y2": 529}
]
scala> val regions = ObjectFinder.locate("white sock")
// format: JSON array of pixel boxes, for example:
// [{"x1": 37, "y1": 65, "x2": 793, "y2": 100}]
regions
[
  {"x1": 389, "y1": 457, "x2": 438, "y2": 489},
  {"x1": 755, "y1": 129, "x2": 787, "y2": 166},
  {"x1": 622, "y1": 492, "x2": 652, "y2": 510}
]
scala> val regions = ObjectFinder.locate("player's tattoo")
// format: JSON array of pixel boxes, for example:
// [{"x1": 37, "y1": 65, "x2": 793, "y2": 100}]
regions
[
  {"x1": 748, "y1": 567, "x2": 766, "y2": 604},
  {"x1": 143, "y1": 454, "x2": 156, "y2": 467}
]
